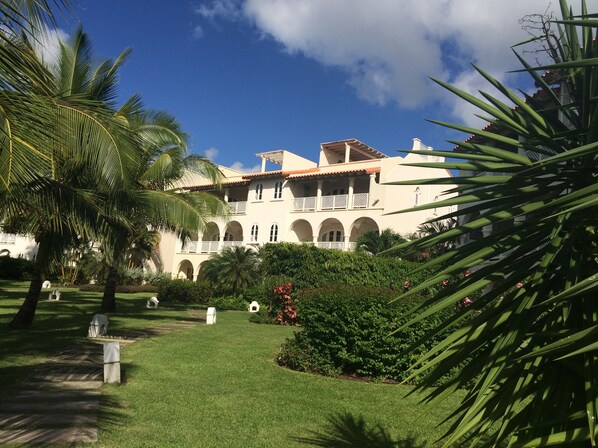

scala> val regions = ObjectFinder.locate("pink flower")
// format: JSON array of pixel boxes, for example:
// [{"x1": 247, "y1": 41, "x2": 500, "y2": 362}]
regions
[
  {"x1": 464, "y1": 270, "x2": 471, "y2": 277},
  {"x1": 517, "y1": 282, "x2": 523, "y2": 289},
  {"x1": 441, "y1": 279, "x2": 449, "y2": 287},
  {"x1": 463, "y1": 297, "x2": 473, "y2": 305}
]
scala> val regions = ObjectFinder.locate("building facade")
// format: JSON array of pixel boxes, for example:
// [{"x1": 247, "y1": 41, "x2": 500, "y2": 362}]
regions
[{"x1": 162, "y1": 138, "x2": 455, "y2": 280}]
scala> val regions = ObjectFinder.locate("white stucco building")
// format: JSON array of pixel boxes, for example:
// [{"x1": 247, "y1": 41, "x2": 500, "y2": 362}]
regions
[
  {"x1": 162, "y1": 138, "x2": 455, "y2": 280},
  {"x1": 0, "y1": 228, "x2": 37, "y2": 259}
]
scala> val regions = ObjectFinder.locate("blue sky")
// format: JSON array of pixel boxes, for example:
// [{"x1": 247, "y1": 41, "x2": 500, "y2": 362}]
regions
[{"x1": 53, "y1": 1, "x2": 588, "y2": 172}]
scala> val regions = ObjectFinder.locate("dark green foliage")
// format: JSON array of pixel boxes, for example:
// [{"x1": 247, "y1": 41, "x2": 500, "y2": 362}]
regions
[
  {"x1": 262, "y1": 243, "x2": 430, "y2": 290},
  {"x1": 78, "y1": 284, "x2": 160, "y2": 293},
  {"x1": 354, "y1": 228, "x2": 407, "y2": 257},
  {"x1": 200, "y1": 246, "x2": 261, "y2": 295},
  {"x1": 248, "y1": 308, "x2": 276, "y2": 324},
  {"x1": 0, "y1": 256, "x2": 34, "y2": 280},
  {"x1": 206, "y1": 295, "x2": 249, "y2": 311},
  {"x1": 278, "y1": 286, "x2": 451, "y2": 381},
  {"x1": 157, "y1": 279, "x2": 213, "y2": 304}
]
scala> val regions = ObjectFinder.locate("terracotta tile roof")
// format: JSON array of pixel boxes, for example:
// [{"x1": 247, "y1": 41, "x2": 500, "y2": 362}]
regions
[
  {"x1": 287, "y1": 167, "x2": 380, "y2": 180},
  {"x1": 184, "y1": 179, "x2": 250, "y2": 191},
  {"x1": 241, "y1": 168, "x2": 319, "y2": 179}
]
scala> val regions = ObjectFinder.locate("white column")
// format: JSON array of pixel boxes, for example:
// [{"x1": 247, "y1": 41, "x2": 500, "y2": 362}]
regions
[
  {"x1": 316, "y1": 180, "x2": 323, "y2": 211},
  {"x1": 260, "y1": 157, "x2": 267, "y2": 173},
  {"x1": 224, "y1": 188, "x2": 229, "y2": 203},
  {"x1": 348, "y1": 177, "x2": 354, "y2": 210},
  {"x1": 343, "y1": 234, "x2": 350, "y2": 251},
  {"x1": 344, "y1": 142, "x2": 351, "y2": 163},
  {"x1": 368, "y1": 173, "x2": 376, "y2": 207}
]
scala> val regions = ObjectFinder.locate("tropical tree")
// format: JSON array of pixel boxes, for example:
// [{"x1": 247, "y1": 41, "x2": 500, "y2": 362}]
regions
[
  {"x1": 355, "y1": 228, "x2": 407, "y2": 256},
  {"x1": 4, "y1": 26, "x2": 139, "y2": 328},
  {"x1": 415, "y1": 217, "x2": 458, "y2": 258},
  {"x1": 98, "y1": 103, "x2": 227, "y2": 313},
  {"x1": 388, "y1": 1, "x2": 598, "y2": 446},
  {"x1": 200, "y1": 246, "x2": 261, "y2": 295}
]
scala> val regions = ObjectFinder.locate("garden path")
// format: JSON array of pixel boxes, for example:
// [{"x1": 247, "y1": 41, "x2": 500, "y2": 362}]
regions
[{"x1": 0, "y1": 311, "x2": 205, "y2": 445}]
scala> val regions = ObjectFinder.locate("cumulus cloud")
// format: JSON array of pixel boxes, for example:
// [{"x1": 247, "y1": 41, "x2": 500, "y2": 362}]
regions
[
  {"x1": 32, "y1": 27, "x2": 68, "y2": 70},
  {"x1": 203, "y1": 147, "x2": 219, "y2": 160},
  {"x1": 229, "y1": 161, "x2": 261, "y2": 173},
  {"x1": 194, "y1": 0, "x2": 595, "y2": 124}
]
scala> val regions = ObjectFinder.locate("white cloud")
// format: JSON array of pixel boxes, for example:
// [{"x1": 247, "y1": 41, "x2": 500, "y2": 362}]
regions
[
  {"x1": 204, "y1": 147, "x2": 219, "y2": 160},
  {"x1": 32, "y1": 27, "x2": 68, "y2": 70},
  {"x1": 192, "y1": 25, "x2": 205, "y2": 40},
  {"x1": 196, "y1": 0, "x2": 596, "y2": 123},
  {"x1": 229, "y1": 161, "x2": 261, "y2": 173}
]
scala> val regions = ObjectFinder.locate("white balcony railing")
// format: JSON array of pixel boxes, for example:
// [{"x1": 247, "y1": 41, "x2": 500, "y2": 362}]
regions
[
  {"x1": 181, "y1": 240, "x2": 198, "y2": 254},
  {"x1": 222, "y1": 241, "x2": 243, "y2": 249},
  {"x1": 228, "y1": 201, "x2": 247, "y2": 214},
  {"x1": 321, "y1": 194, "x2": 348, "y2": 210},
  {"x1": 317, "y1": 242, "x2": 344, "y2": 250},
  {"x1": 352, "y1": 193, "x2": 369, "y2": 208},
  {"x1": 292, "y1": 197, "x2": 317, "y2": 211},
  {"x1": 200, "y1": 241, "x2": 220, "y2": 253},
  {"x1": 0, "y1": 233, "x2": 16, "y2": 244}
]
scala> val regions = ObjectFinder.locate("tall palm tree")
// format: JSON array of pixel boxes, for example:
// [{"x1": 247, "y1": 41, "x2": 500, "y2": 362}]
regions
[
  {"x1": 355, "y1": 229, "x2": 406, "y2": 256},
  {"x1": 201, "y1": 246, "x2": 261, "y2": 295},
  {"x1": 390, "y1": 1, "x2": 598, "y2": 446},
  {"x1": 98, "y1": 103, "x2": 227, "y2": 312},
  {"x1": 5, "y1": 27, "x2": 139, "y2": 328}
]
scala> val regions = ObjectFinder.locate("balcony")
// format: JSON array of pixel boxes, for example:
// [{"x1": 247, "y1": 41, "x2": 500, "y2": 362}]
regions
[
  {"x1": 316, "y1": 242, "x2": 344, "y2": 250},
  {"x1": 292, "y1": 197, "x2": 316, "y2": 211},
  {"x1": 0, "y1": 233, "x2": 16, "y2": 244},
  {"x1": 291, "y1": 193, "x2": 370, "y2": 212},
  {"x1": 222, "y1": 241, "x2": 243, "y2": 249},
  {"x1": 228, "y1": 201, "x2": 247, "y2": 214}
]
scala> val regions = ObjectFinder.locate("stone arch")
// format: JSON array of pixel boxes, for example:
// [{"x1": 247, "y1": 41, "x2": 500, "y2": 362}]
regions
[
  {"x1": 317, "y1": 218, "x2": 345, "y2": 244},
  {"x1": 224, "y1": 221, "x2": 243, "y2": 241},
  {"x1": 289, "y1": 219, "x2": 313, "y2": 243},
  {"x1": 202, "y1": 222, "x2": 220, "y2": 241},
  {"x1": 349, "y1": 217, "x2": 380, "y2": 242},
  {"x1": 0, "y1": 249, "x2": 10, "y2": 257},
  {"x1": 177, "y1": 259, "x2": 194, "y2": 280}
]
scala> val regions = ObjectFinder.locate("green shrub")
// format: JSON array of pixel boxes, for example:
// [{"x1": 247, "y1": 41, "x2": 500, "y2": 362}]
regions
[
  {"x1": 248, "y1": 308, "x2": 276, "y2": 324},
  {"x1": 262, "y1": 243, "x2": 433, "y2": 291},
  {"x1": 78, "y1": 284, "x2": 160, "y2": 293},
  {"x1": 278, "y1": 285, "x2": 452, "y2": 382},
  {"x1": 0, "y1": 256, "x2": 33, "y2": 280},
  {"x1": 158, "y1": 279, "x2": 199, "y2": 303},
  {"x1": 207, "y1": 295, "x2": 248, "y2": 311}
]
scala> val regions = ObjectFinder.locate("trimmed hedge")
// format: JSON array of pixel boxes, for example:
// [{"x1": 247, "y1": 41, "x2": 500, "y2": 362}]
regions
[
  {"x1": 79, "y1": 284, "x2": 161, "y2": 293},
  {"x1": 277, "y1": 285, "x2": 453, "y2": 382},
  {"x1": 0, "y1": 256, "x2": 33, "y2": 280},
  {"x1": 157, "y1": 279, "x2": 214, "y2": 304},
  {"x1": 262, "y1": 243, "x2": 432, "y2": 290}
]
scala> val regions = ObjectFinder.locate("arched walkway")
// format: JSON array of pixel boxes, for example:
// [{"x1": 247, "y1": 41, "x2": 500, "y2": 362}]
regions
[
  {"x1": 317, "y1": 218, "x2": 344, "y2": 249},
  {"x1": 289, "y1": 219, "x2": 313, "y2": 243},
  {"x1": 349, "y1": 217, "x2": 380, "y2": 251},
  {"x1": 177, "y1": 260, "x2": 194, "y2": 280}
]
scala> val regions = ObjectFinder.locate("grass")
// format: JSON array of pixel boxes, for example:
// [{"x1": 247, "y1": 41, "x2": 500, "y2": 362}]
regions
[{"x1": 1, "y1": 281, "x2": 463, "y2": 447}]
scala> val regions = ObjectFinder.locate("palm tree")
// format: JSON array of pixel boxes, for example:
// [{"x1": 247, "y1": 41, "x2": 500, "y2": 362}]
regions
[
  {"x1": 5, "y1": 28, "x2": 139, "y2": 328},
  {"x1": 355, "y1": 229, "x2": 406, "y2": 256},
  {"x1": 98, "y1": 104, "x2": 227, "y2": 312},
  {"x1": 416, "y1": 217, "x2": 458, "y2": 257},
  {"x1": 200, "y1": 246, "x2": 261, "y2": 295},
  {"x1": 390, "y1": 2, "x2": 598, "y2": 446}
]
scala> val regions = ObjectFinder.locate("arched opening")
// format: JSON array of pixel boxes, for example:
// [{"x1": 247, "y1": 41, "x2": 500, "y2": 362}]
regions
[
  {"x1": 223, "y1": 221, "x2": 243, "y2": 249},
  {"x1": 201, "y1": 222, "x2": 220, "y2": 253},
  {"x1": 317, "y1": 218, "x2": 345, "y2": 250},
  {"x1": 289, "y1": 219, "x2": 313, "y2": 243},
  {"x1": 177, "y1": 260, "x2": 194, "y2": 281},
  {"x1": 349, "y1": 218, "x2": 380, "y2": 251},
  {"x1": 0, "y1": 249, "x2": 10, "y2": 257}
]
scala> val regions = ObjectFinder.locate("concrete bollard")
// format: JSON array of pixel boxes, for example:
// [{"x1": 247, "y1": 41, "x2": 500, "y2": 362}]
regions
[
  {"x1": 206, "y1": 307, "x2": 216, "y2": 325},
  {"x1": 103, "y1": 342, "x2": 121, "y2": 384}
]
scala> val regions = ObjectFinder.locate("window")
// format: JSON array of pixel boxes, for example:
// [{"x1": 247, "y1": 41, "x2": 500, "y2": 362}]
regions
[
  {"x1": 223, "y1": 232, "x2": 234, "y2": 241},
  {"x1": 255, "y1": 183, "x2": 263, "y2": 200},
  {"x1": 250, "y1": 224, "x2": 259, "y2": 242},
  {"x1": 273, "y1": 181, "x2": 283, "y2": 199},
  {"x1": 322, "y1": 230, "x2": 342, "y2": 242},
  {"x1": 414, "y1": 187, "x2": 421, "y2": 206},
  {"x1": 269, "y1": 224, "x2": 278, "y2": 242}
]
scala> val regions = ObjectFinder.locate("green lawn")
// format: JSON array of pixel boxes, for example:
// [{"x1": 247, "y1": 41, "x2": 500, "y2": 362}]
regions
[{"x1": 1, "y1": 281, "x2": 463, "y2": 447}]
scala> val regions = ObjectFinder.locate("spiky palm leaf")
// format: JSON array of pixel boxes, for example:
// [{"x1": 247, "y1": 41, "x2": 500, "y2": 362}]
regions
[{"x1": 388, "y1": 1, "x2": 598, "y2": 446}]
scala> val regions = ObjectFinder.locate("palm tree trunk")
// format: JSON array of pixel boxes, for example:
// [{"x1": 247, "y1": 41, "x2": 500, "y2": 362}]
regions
[
  {"x1": 101, "y1": 265, "x2": 118, "y2": 313},
  {"x1": 9, "y1": 236, "x2": 50, "y2": 328}
]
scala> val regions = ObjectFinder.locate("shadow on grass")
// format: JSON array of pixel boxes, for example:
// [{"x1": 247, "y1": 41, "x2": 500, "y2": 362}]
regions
[{"x1": 294, "y1": 413, "x2": 424, "y2": 448}]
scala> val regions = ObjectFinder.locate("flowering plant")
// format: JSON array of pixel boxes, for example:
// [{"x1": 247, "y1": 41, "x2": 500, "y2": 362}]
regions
[{"x1": 271, "y1": 282, "x2": 298, "y2": 325}]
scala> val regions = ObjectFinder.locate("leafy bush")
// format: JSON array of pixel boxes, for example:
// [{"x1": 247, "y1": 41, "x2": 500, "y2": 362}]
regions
[
  {"x1": 0, "y1": 256, "x2": 33, "y2": 280},
  {"x1": 207, "y1": 295, "x2": 248, "y2": 311},
  {"x1": 262, "y1": 243, "x2": 432, "y2": 291},
  {"x1": 78, "y1": 284, "x2": 161, "y2": 293},
  {"x1": 278, "y1": 285, "x2": 452, "y2": 382},
  {"x1": 157, "y1": 279, "x2": 213, "y2": 304},
  {"x1": 248, "y1": 308, "x2": 276, "y2": 324}
]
